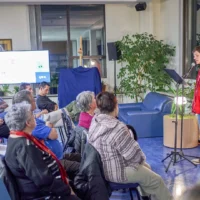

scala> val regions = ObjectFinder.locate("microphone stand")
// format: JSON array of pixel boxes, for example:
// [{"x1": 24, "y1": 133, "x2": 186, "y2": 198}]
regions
[{"x1": 180, "y1": 65, "x2": 200, "y2": 159}]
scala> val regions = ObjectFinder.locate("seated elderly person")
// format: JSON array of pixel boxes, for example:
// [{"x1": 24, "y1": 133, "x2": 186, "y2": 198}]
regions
[
  {"x1": 12, "y1": 90, "x2": 81, "y2": 181},
  {"x1": 20, "y1": 82, "x2": 75, "y2": 127},
  {"x1": 73, "y1": 91, "x2": 97, "y2": 154},
  {"x1": 4, "y1": 102, "x2": 79, "y2": 200},
  {"x1": 88, "y1": 91, "x2": 172, "y2": 200}
]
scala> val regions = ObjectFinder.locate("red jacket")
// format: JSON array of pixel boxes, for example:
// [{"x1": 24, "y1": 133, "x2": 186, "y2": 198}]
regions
[{"x1": 192, "y1": 70, "x2": 200, "y2": 114}]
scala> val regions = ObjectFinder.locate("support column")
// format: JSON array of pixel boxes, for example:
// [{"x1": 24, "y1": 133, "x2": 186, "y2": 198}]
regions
[
  {"x1": 66, "y1": 6, "x2": 72, "y2": 67},
  {"x1": 89, "y1": 30, "x2": 97, "y2": 56}
]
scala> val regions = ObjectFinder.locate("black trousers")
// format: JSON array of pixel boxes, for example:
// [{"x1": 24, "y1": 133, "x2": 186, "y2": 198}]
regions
[
  {"x1": 0, "y1": 123, "x2": 9, "y2": 139},
  {"x1": 60, "y1": 153, "x2": 81, "y2": 181}
]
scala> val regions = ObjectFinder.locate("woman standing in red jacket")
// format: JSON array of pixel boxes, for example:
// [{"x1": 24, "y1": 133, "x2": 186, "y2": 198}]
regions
[{"x1": 192, "y1": 46, "x2": 200, "y2": 127}]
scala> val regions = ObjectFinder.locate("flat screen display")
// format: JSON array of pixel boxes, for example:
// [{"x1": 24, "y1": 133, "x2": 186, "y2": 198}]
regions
[{"x1": 0, "y1": 50, "x2": 50, "y2": 84}]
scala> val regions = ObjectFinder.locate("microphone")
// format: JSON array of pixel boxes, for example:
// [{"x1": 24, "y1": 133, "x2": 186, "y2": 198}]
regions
[{"x1": 182, "y1": 62, "x2": 196, "y2": 78}]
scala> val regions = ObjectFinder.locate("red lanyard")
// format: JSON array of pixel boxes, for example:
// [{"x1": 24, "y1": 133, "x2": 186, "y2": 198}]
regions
[{"x1": 10, "y1": 131, "x2": 68, "y2": 185}]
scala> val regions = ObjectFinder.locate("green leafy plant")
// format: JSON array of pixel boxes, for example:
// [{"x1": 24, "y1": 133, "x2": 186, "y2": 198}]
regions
[
  {"x1": 169, "y1": 81, "x2": 195, "y2": 117},
  {"x1": 116, "y1": 86, "x2": 123, "y2": 94},
  {"x1": 196, "y1": 33, "x2": 200, "y2": 46},
  {"x1": 0, "y1": 84, "x2": 12, "y2": 96},
  {"x1": 13, "y1": 86, "x2": 19, "y2": 94},
  {"x1": 117, "y1": 33, "x2": 176, "y2": 102}
]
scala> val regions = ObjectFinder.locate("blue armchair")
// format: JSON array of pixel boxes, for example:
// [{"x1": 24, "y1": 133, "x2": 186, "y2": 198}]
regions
[{"x1": 118, "y1": 92, "x2": 172, "y2": 138}]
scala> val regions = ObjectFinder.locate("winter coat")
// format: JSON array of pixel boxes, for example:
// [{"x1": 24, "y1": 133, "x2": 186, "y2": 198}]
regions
[{"x1": 74, "y1": 143, "x2": 111, "y2": 200}]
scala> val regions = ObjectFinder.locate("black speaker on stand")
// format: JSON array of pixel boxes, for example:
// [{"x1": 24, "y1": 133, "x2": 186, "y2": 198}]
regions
[{"x1": 107, "y1": 42, "x2": 121, "y2": 96}]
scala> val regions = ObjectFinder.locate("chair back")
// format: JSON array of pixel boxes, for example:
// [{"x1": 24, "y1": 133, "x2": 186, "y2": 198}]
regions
[
  {"x1": 74, "y1": 143, "x2": 111, "y2": 200},
  {"x1": 59, "y1": 109, "x2": 75, "y2": 153},
  {"x1": 0, "y1": 157, "x2": 20, "y2": 200},
  {"x1": 143, "y1": 92, "x2": 172, "y2": 111},
  {"x1": 0, "y1": 179, "x2": 11, "y2": 200}
]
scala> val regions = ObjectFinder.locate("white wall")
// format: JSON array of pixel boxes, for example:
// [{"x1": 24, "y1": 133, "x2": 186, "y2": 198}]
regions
[
  {"x1": 105, "y1": 0, "x2": 183, "y2": 102},
  {"x1": 105, "y1": 4, "x2": 139, "y2": 98},
  {"x1": 0, "y1": 4, "x2": 31, "y2": 95},
  {"x1": 0, "y1": 4, "x2": 31, "y2": 50},
  {"x1": 160, "y1": 0, "x2": 183, "y2": 74}
]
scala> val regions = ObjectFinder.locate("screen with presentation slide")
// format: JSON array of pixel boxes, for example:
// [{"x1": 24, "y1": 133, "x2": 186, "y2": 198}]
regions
[{"x1": 0, "y1": 50, "x2": 50, "y2": 84}]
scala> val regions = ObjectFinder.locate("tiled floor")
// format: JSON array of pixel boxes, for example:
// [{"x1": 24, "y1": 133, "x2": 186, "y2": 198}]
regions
[{"x1": 110, "y1": 137, "x2": 200, "y2": 200}]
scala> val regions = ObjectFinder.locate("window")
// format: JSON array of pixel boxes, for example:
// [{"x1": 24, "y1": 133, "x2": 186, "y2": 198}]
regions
[{"x1": 40, "y1": 5, "x2": 106, "y2": 79}]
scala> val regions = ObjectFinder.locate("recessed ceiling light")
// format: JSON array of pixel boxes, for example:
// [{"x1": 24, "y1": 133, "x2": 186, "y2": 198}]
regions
[{"x1": 59, "y1": 16, "x2": 62, "y2": 19}]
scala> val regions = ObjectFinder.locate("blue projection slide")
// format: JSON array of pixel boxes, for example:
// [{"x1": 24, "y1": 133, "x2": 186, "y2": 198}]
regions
[{"x1": 35, "y1": 72, "x2": 50, "y2": 83}]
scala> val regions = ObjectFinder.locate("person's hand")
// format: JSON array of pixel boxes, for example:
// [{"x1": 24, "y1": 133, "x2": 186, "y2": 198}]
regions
[
  {"x1": 54, "y1": 104, "x2": 58, "y2": 111},
  {"x1": 41, "y1": 109, "x2": 48, "y2": 115},
  {"x1": 46, "y1": 121, "x2": 53, "y2": 128},
  {"x1": 0, "y1": 118, "x2": 4, "y2": 126}
]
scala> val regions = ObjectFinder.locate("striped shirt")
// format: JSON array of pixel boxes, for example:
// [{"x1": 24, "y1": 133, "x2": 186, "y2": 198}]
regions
[{"x1": 88, "y1": 114, "x2": 146, "y2": 183}]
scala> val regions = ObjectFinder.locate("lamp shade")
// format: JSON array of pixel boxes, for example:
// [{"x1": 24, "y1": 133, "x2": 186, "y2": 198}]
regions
[{"x1": 174, "y1": 97, "x2": 187, "y2": 105}]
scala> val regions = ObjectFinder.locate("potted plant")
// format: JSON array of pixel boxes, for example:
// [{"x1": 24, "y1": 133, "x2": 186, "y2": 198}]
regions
[
  {"x1": 0, "y1": 84, "x2": 12, "y2": 96},
  {"x1": 163, "y1": 81, "x2": 198, "y2": 148},
  {"x1": 117, "y1": 32, "x2": 176, "y2": 102},
  {"x1": 50, "y1": 73, "x2": 59, "y2": 94},
  {"x1": 13, "y1": 86, "x2": 19, "y2": 94}
]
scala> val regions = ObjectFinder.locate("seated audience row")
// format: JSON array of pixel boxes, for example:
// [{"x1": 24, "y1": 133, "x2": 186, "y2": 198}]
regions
[{"x1": 1, "y1": 87, "x2": 173, "y2": 200}]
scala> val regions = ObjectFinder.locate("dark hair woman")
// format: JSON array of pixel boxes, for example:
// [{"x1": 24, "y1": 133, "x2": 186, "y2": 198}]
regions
[{"x1": 88, "y1": 91, "x2": 172, "y2": 200}]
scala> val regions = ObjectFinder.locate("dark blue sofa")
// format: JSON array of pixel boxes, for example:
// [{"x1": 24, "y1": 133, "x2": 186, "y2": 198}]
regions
[{"x1": 118, "y1": 92, "x2": 172, "y2": 138}]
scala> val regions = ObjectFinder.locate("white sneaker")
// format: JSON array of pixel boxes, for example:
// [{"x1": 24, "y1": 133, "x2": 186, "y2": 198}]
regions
[{"x1": 191, "y1": 159, "x2": 200, "y2": 164}]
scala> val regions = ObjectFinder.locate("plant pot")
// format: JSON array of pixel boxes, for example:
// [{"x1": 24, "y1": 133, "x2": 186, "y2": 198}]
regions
[
  {"x1": 50, "y1": 87, "x2": 58, "y2": 94},
  {"x1": 163, "y1": 115, "x2": 198, "y2": 148},
  {"x1": 0, "y1": 91, "x2": 4, "y2": 96}
]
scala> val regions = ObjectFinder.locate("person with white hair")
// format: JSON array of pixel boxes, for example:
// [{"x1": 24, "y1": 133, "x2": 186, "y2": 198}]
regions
[
  {"x1": 12, "y1": 90, "x2": 81, "y2": 182},
  {"x1": 72, "y1": 91, "x2": 97, "y2": 154},
  {"x1": 4, "y1": 102, "x2": 79, "y2": 200}
]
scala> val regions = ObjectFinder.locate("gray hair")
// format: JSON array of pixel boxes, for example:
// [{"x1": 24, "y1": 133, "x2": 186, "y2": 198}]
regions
[
  {"x1": 5, "y1": 102, "x2": 32, "y2": 131},
  {"x1": 76, "y1": 91, "x2": 94, "y2": 112},
  {"x1": 12, "y1": 90, "x2": 31, "y2": 104}
]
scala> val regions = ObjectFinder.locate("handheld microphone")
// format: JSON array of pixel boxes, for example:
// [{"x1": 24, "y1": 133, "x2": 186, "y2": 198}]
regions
[{"x1": 183, "y1": 62, "x2": 196, "y2": 78}]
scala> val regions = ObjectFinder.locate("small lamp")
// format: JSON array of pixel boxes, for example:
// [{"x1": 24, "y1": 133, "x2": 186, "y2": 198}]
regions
[{"x1": 90, "y1": 60, "x2": 95, "y2": 66}]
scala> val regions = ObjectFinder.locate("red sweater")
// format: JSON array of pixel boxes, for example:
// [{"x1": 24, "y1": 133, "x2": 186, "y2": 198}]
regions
[
  {"x1": 78, "y1": 112, "x2": 93, "y2": 129},
  {"x1": 192, "y1": 70, "x2": 200, "y2": 114}
]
